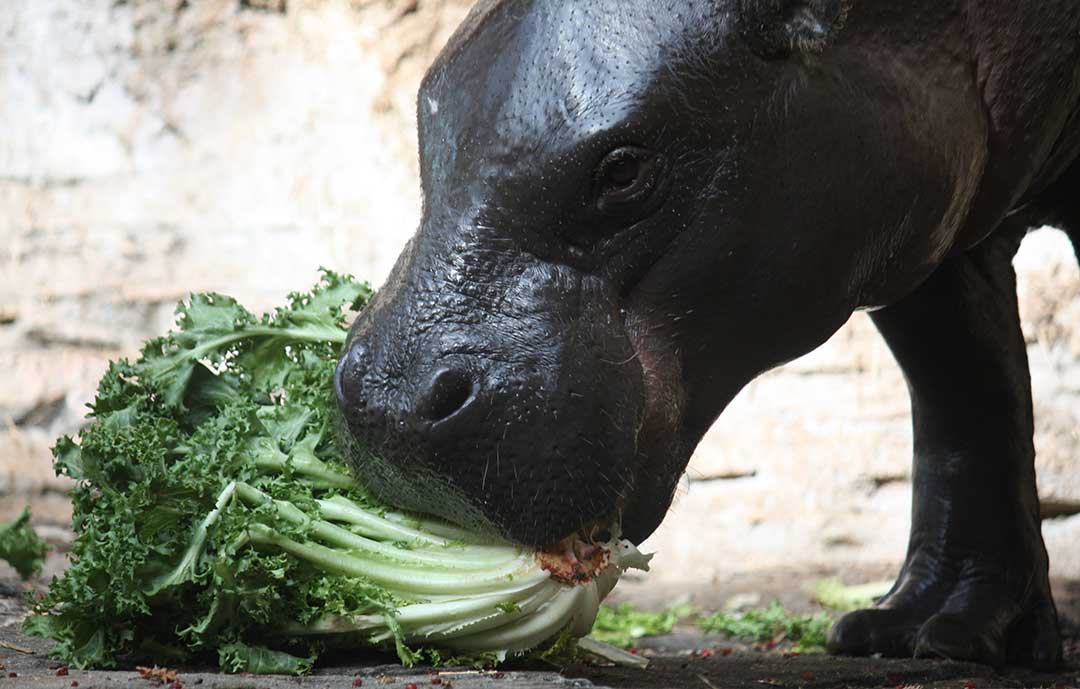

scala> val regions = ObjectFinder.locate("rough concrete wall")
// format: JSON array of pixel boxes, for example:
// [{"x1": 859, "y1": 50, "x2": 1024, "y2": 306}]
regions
[{"x1": 1, "y1": 0, "x2": 1077, "y2": 585}]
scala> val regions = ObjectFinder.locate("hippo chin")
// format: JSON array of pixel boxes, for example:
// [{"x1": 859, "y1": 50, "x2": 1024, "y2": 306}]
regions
[{"x1": 335, "y1": 0, "x2": 1080, "y2": 670}]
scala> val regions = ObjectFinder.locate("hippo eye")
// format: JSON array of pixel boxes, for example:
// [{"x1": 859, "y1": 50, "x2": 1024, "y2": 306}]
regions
[
  {"x1": 594, "y1": 146, "x2": 662, "y2": 214},
  {"x1": 605, "y1": 157, "x2": 641, "y2": 190}
]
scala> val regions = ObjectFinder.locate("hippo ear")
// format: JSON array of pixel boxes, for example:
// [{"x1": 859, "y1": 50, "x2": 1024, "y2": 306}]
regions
[{"x1": 737, "y1": 0, "x2": 851, "y2": 58}]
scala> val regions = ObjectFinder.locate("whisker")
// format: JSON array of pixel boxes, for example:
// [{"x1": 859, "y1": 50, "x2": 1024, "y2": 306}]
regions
[{"x1": 599, "y1": 352, "x2": 640, "y2": 366}]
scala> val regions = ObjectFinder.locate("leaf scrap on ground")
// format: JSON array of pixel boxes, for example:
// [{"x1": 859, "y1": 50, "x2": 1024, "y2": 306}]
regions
[
  {"x1": 136, "y1": 665, "x2": 179, "y2": 682},
  {"x1": 0, "y1": 507, "x2": 49, "y2": 580},
  {"x1": 699, "y1": 601, "x2": 832, "y2": 653},
  {"x1": 589, "y1": 602, "x2": 694, "y2": 648},
  {"x1": 811, "y1": 577, "x2": 893, "y2": 612}
]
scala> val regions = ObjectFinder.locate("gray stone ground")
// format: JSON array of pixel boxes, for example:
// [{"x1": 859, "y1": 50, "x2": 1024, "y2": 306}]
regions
[{"x1": 0, "y1": 630, "x2": 1076, "y2": 689}]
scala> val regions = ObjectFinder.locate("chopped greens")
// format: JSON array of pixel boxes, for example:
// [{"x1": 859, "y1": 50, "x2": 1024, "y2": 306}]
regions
[
  {"x1": 589, "y1": 602, "x2": 693, "y2": 648},
  {"x1": 699, "y1": 601, "x2": 831, "y2": 652},
  {"x1": 810, "y1": 578, "x2": 892, "y2": 612}
]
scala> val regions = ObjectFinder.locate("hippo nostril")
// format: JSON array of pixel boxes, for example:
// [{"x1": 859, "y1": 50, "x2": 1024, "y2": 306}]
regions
[
  {"x1": 418, "y1": 367, "x2": 475, "y2": 423},
  {"x1": 335, "y1": 343, "x2": 367, "y2": 409}
]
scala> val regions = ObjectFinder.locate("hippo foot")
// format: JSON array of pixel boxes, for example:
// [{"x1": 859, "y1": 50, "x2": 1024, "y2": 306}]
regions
[{"x1": 827, "y1": 553, "x2": 1062, "y2": 670}]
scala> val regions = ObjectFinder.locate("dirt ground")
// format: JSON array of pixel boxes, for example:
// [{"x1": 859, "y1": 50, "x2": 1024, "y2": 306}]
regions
[{"x1": 1, "y1": 565, "x2": 1077, "y2": 689}]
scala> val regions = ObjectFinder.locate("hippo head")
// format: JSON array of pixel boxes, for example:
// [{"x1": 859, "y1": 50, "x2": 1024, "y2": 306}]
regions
[{"x1": 335, "y1": 0, "x2": 982, "y2": 545}]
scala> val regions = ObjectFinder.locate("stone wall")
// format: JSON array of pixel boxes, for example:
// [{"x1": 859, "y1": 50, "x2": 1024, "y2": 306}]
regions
[
  {"x1": 650, "y1": 228, "x2": 1080, "y2": 586},
  {"x1": 1, "y1": 0, "x2": 1077, "y2": 584}
]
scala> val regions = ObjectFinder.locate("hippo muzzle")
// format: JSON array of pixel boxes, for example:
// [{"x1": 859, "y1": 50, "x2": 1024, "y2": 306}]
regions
[{"x1": 335, "y1": 228, "x2": 648, "y2": 544}]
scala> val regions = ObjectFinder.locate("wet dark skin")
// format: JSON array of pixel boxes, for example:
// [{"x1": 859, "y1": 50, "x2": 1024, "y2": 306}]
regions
[{"x1": 335, "y1": 0, "x2": 1080, "y2": 671}]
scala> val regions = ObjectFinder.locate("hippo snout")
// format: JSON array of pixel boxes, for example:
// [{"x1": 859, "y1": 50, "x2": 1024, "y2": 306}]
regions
[{"x1": 332, "y1": 244, "x2": 651, "y2": 547}]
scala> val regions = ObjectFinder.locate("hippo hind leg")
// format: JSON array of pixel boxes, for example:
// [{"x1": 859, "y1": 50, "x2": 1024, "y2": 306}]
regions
[{"x1": 827, "y1": 222, "x2": 1062, "y2": 669}]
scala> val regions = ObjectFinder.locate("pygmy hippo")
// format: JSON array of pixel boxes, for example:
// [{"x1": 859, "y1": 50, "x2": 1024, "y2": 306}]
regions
[{"x1": 335, "y1": 0, "x2": 1080, "y2": 670}]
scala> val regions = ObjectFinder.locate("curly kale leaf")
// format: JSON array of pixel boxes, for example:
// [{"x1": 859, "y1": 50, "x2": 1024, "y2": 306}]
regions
[
  {"x1": 27, "y1": 271, "x2": 375, "y2": 670},
  {"x1": 0, "y1": 507, "x2": 48, "y2": 580}
]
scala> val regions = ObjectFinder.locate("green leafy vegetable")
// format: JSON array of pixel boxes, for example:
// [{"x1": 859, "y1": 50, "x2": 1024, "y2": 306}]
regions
[
  {"x1": 26, "y1": 270, "x2": 649, "y2": 673},
  {"x1": 0, "y1": 507, "x2": 48, "y2": 579},
  {"x1": 699, "y1": 601, "x2": 831, "y2": 653},
  {"x1": 219, "y1": 641, "x2": 314, "y2": 675},
  {"x1": 589, "y1": 602, "x2": 693, "y2": 648},
  {"x1": 810, "y1": 578, "x2": 892, "y2": 612}
]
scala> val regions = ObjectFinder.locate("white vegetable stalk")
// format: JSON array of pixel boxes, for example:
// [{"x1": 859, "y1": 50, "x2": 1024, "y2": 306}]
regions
[{"x1": 228, "y1": 478, "x2": 651, "y2": 662}]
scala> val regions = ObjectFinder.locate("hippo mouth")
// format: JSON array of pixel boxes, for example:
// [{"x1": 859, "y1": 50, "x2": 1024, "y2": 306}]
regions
[{"x1": 537, "y1": 521, "x2": 621, "y2": 585}]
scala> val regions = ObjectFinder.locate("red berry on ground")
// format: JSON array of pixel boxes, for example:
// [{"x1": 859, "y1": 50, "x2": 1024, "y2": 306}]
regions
[{"x1": 352, "y1": 680, "x2": 363, "y2": 687}]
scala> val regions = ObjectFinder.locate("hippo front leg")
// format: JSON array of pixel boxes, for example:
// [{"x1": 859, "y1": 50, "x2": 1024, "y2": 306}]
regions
[{"x1": 827, "y1": 228, "x2": 1062, "y2": 669}]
